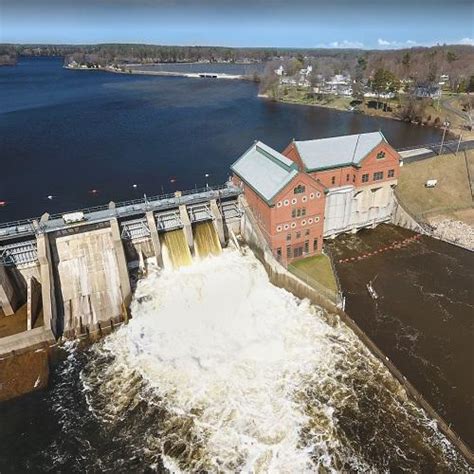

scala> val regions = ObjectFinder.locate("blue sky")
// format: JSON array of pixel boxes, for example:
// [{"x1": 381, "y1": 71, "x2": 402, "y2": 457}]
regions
[{"x1": 1, "y1": 0, "x2": 473, "y2": 48}]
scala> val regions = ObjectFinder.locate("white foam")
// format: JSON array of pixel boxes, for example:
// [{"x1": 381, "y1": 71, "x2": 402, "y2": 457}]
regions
[{"x1": 100, "y1": 249, "x2": 342, "y2": 470}]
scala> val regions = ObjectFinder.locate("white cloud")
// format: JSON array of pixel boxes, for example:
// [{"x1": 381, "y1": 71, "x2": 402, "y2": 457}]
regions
[
  {"x1": 316, "y1": 39, "x2": 364, "y2": 49},
  {"x1": 377, "y1": 38, "x2": 419, "y2": 48},
  {"x1": 458, "y1": 37, "x2": 474, "y2": 45}
]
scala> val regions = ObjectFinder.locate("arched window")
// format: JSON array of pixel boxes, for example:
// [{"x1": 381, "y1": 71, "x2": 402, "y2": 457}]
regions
[
  {"x1": 294, "y1": 185, "x2": 305, "y2": 194},
  {"x1": 376, "y1": 151, "x2": 386, "y2": 160}
]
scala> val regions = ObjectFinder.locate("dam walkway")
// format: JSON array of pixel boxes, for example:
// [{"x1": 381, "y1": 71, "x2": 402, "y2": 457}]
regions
[{"x1": 0, "y1": 184, "x2": 241, "y2": 242}]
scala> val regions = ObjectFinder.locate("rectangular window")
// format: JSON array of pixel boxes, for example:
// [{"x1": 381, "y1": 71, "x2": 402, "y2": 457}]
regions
[
  {"x1": 313, "y1": 238, "x2": 318, "y2": 251},
  {"x1": 353, "y1": 175, "x2": 356, "y2": 182},
  {"x1": 293, "y1": 246, "x2": 303, "y2": 258},
  {"x1": 346, "y1": 174, "x2": 350, "y2": 182},
  {"x1": 373, "y1": 171, "x2": 384, "y2": 181},
  {"x1": 296, "y1": 209, "x2": 301, "y2": 217},
  {"x1": 302, "y1": 208, "x2": 306, "y2": 217},
  {"x1": 287, "y1": 245, "x2": 292, "y2": 259},
  {"x1": 291, "y1": 209, "x2": 296, "y2": 218},
  {"x1": 276, "y1": 248, "x2": 282, "y2": 259},
  {"x1": 296, "y1": 231, "x2": 301, "y2": 239},
  {"x1": 331, "y1": 176, "x2": 336, "y2": 185},
  {"x1": 294, "y1": 185, "x2": 305, "y2": 194},
  {"x1": 362, "y1": 174, "x2": 369, "y2": 183},
  {"x1": 305, "y1": 229, "x2": 310, "y2": 236},
  {"x1": 388, "y1": 169, "x2": 395, "y2": 178},
  {"x1": 304, "y1": 240, "x2": 309, "y2": 253},
  {"x1": 286, "y1": 233, "x2": 291, "y2": 241}
]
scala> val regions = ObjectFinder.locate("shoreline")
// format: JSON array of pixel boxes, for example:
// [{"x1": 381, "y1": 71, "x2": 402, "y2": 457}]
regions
[
  {"x1": 258, "y1": 92, "x2": 469, "y2": 139},
  {"x1": 64, "y1": 64, "x2": 254, "y2": 81}
]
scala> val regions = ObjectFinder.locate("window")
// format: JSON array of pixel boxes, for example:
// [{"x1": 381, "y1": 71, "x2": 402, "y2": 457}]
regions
[
  {"x1": 294, "y1": 185, "x2": 305, "y2": 194},
  {"x1": 286, "y1": 233, "x2": 291, "y2": 241},
  {"x1": 388, "y1": 169, "x2": 395, "y2": 178},
  {"x1": 331, "y1": 176, "x2": 336, "y2": 185},
  {"x1": 276, "y1": 225, "x2": 282, "y2": 232},
  {"x1": 296, "y1": 208, "x2": 301, "y2": 217},
  {"x1": 276, "y1": 248, "x2": 282, "y2": 260},
  {"x1": 305, "y1": 229, "x2": 310, "y2": 236},
  {"x1": 287, "y1": 245, "x2": 292, "y2": 259},
  {"x1": 362, "y1": 173, "x2": 369, "y2": 183},
  {"x1": 313, "y1": 238, "x2": 318, "y2": 251},
  {"x1": 373, "y1": 171, "x2": 384, "y2": 181},
  {"x1": 346, "y1": 174, "x2": 350, "y2": 182},
  {"x1": 352, "y1": 175, "x2": 356, "y2": 182},
  {"x1": 292, "y1": 209, "x2": 296, "y2": 218},
  {"x1": 296, "y1": 231, "x2": 301, "y2": 239},
  {"x1": 304, "y1": 240, "x2": 309, "y2": 253},
  {"x1": 293, "y1": 246, "x2": 303, "y2": 258},
  {"x1": 291, "y1": 198, "x2": 297, "y2": 205},
  {"x1": 376, "y1": 151, "x2": 386, "y2": 160}
]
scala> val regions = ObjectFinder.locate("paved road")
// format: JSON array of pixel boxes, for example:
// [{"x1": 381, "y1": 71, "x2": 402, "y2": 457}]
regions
[
  {"x1": 398, "y1": 139, "x2": 474, "y2": 164},
  {"x1": 441, "y1": 96, "x2": 473, "y2": 126}
]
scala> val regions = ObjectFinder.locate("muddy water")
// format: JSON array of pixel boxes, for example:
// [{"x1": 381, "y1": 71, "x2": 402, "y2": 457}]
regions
[{"x1": 327, "y1": 224, "x2": 474, "y2": 450}]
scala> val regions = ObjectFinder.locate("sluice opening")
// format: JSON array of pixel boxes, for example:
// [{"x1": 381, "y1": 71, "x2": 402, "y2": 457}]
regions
[
  {"x1": 193, "y1": 221, "x2": 222, "y2": 259},
  {"x1": 160, "y1": 229, "x2": 193, "y2": 269}
]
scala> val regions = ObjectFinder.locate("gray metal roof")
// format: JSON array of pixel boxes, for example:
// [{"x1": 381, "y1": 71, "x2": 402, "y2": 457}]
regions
[
  {"x1": 231, "y1": 141, "x2": 299, "y2": 203},
  {"x1": 294, "y1": 131, "x2": 386, "y2": 171}
]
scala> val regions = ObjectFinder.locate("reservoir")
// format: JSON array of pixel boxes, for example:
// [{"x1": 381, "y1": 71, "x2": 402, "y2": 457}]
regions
[{"x1": 0, "y1": 57, "x2": 442, "y2": 222}]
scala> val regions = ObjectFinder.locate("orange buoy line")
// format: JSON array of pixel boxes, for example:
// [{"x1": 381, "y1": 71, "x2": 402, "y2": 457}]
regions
[{"x1": 337, "y1": 234, "x2": 422, "y2": 264}]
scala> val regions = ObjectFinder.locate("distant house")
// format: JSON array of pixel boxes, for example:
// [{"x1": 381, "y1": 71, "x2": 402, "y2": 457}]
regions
[
  {"x1": 414, "y1": 84, "x2": 442, "y2": 99},
  {"x1": 274, "y1": 65, "x2": 285, "y2": 76}
]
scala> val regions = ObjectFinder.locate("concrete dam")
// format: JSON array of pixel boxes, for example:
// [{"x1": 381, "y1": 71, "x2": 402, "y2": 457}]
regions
[{"x1": 0, "y1": 184, "x2": 242, "y2": 357}]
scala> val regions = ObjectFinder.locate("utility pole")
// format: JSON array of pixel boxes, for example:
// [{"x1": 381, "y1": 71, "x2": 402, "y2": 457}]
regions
[{"x1": 439, "y1": 120, "x2": 450, "y2": 155}]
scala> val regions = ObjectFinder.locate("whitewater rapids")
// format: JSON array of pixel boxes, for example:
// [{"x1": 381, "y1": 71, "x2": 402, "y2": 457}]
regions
[{"x1": 71, "y1": 248, "x2": 467, "y2": 472}]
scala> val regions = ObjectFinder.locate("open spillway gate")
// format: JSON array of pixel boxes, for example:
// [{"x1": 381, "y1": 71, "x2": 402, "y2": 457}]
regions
[{"x1": 0, "y1": 184, "x2": 242, "y2": 349}]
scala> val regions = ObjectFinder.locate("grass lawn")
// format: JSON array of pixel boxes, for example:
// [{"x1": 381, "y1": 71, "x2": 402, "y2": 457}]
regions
[
  {"x1": 290, "y1": 253, "x2": 338, "y2": 293},
  {"x1": 397, "y1": 150, "x2": 473, "y2": 219}
]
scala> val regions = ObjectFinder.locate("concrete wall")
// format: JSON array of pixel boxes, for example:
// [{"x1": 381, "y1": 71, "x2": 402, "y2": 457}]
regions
[
  {"x1": 391, "y1": 195, "x2": 426, "y2": 233},
  {"x1": 0, "y1": 266, "x2": 17, "y2": 316},
  {"x1": 27, "y1": 277, "x2": 42, "y2": 331},
  {"x1": 52, "y1": 225, "x2": 128, "y2": 336},
  {"x1": 324, "y1": 181, "x2": 396, "y2": 237},
  {"x1": 37, "y1": 233, "x2": 57, "y2": 336}
]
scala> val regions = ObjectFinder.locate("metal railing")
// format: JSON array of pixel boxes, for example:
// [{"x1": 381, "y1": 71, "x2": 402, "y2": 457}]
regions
[{"x1": 0, "y1": 183, "x2": 241, "y2": 235}]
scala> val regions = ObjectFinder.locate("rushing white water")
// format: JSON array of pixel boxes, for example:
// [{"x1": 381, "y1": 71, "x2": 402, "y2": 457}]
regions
[{"x1": 77, "y1": 248, "x2": 467, "y2": 472}]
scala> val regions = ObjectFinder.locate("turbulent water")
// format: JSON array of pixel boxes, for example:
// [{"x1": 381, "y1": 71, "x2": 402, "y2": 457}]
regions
[
  {"x1": 16, "y1": 248, "x2": 468, "y2": 472},
  {"x1": 160, "y1": 229, "x2": 193, "y2": 269},
  {"x1": 194, "y1": 221, "x2": 222, "y2": 259}
]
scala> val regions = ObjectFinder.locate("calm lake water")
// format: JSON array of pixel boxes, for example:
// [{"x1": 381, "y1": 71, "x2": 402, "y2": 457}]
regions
[{"x1": 0, "y1": 57, "x2": 442, "y2": 222}]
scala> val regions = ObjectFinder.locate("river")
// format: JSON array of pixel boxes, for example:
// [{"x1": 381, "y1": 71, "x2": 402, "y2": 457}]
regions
[
  {"x1": 326, "y1": 224, "x2": 474, "y2": 451},
  {"x1": 0, "y1": 249, "x2": 470, "y2": 471},
  {"x1": 0, "y1": 57, "x2": 442, "y2": 222}
]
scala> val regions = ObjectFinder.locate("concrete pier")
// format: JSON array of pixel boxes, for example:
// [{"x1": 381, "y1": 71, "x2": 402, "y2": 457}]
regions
[
  {"x1": 210, "y1": 199, "x2": 226, "y2": 246},
  {"x1": 0, "y1": 266, "x2": 17, "y2": 316},
  {"x1": 146, "y1": 211, "x2": 163, "y2": 267},
  {"x1": 37, "y1": 233, "x2": 57, "y2": 335},
  {"x1": 179, "y1": 205, "x2": 194, "y2": 251}
]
